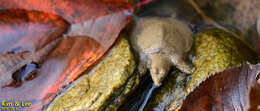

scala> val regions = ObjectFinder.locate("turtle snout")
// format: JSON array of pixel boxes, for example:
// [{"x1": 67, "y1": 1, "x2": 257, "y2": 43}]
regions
[
  {"x1": 150, "y1": 55, "x2": 171, "y2": 86},
  {"x1": 151, "y1": 67, "x2": 167, "y2": 86}
]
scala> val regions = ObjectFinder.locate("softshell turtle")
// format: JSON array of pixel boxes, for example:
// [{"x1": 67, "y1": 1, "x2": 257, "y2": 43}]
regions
[{"x1": 131, "y1": 17, "x2": 194, "y2": 86}]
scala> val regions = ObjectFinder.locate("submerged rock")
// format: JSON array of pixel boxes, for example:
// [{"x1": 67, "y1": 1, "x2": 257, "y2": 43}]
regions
[
  {"x1": 143, "y1": 28, "x2": 258, "y2": 111},
  {"x1": 45, "y1": 35, "x2": 139, "y2": 111}
]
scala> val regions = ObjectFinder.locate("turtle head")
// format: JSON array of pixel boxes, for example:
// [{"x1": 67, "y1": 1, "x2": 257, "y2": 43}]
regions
[{"x1": 149, "y1": 55, "x2": 171, "y2": 86}]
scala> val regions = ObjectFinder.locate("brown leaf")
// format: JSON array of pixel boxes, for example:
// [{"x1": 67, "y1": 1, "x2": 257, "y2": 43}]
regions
[
  {"x1": 191, "y1": 0, "x2": 260, "y2": 34},
  {"x1": 180, "y1": 63, "x2": 260, "y2": 111},
  {"x1": 220, "y1": 0, "x2": 260, "y2": 34},
  {"x1": 249, "y1": 83, "x2": 260, "y2": 111}
]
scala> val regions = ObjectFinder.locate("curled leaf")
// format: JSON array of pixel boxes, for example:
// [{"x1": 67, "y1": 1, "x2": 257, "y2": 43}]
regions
[{"x1": 180, "y1": 63, "x2": 260, "y2": 111}]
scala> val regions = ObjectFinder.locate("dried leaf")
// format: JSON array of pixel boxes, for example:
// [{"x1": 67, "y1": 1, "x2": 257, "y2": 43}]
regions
[{"x1": 180, "y1": 63, "x2": 260, "y2": 111}]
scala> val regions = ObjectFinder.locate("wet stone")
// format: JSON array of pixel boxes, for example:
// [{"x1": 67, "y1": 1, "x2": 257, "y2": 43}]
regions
[{"x1": 45, "y1": 35, "x2": 139, "y2": 111}]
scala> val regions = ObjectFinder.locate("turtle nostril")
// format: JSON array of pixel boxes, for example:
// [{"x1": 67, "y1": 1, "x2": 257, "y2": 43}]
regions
[{"x1": 159, "y1": 70, "x2": 165, "y2": 75}]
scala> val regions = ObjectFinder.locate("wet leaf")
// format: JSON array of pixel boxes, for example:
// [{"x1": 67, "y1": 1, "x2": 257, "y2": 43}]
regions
[
  {"x1": 101, "y1": 0, "x2": 129, "y2": 3},
  {"x1": 68, "y1": 11, "x2": 131, "y2": 50},
  {"x1": 0, "y1": 37, "x2": 61, "y2": 88},
  {"x1": 0, "y1": 37, "x2": 104, "y2": 110},
  {"x1": 0, "y1": 0, "x2": 132, "y2": 23},
  {"x1": 180, "y1": 63, "x2": 260, "y2": 111},
  {"x1": 0, "y1": 0, "x2": 133, "y2": 110},
  {"x1": 0, "y1": 52, "x2": 29, "y2": 87},
  {"x1": 0, "y1": 0, "x2": 132, "y2": 51},
  {"x1": 0, "y1": 9, "x2": 69, "y2": 54}
]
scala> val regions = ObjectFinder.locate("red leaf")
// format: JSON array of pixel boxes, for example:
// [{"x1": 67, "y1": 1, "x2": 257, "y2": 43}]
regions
[
  {"x1": 0, "y1": 37, "x2": 104, "y2": 110},
  {"x1": 0, "y1": 0, "x2": 132, "y2": 23},
  {"x1": 0, "y1": 0, "x2": 133, "y2": 50},
  {"x1": 0, "y1": 37, "x2": 61, "y2": 88},
  {"x1": 180, "y1": 63, "x2": 260, "y2": 111},
  {"x1": 101, "y1": 0, "x2": 129, "y2": 3},
  {"x1": 0, "y1": 0, "x2": 132, "y2": 110},
  {"x1": 0, "y1": 9, "x2": 69, "y2": 54}
]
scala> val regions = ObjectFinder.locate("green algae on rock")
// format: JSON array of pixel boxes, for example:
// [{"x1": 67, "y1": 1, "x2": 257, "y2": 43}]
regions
[
  {"x1": 45, "y1": 36, "x2": 139, "y2": 111},
  {"x1": 186, "y1": 28, "x2": 258, "y2": 92}
]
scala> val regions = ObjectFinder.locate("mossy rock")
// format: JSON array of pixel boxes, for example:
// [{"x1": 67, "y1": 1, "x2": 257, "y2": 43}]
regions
[
  {"x1": 45, "y1": 35, "x2": 139, "y2": 111},
  {"x1": 186, "y1": 28, "x2": 258, "y2": 92},
  {"x1": 143, "y1": 28, "x2": 258, "y2": 111}
]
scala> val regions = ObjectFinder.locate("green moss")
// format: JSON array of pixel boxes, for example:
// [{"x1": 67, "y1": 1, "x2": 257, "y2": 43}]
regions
[
  {"x1": 186, "y1": 28, "x2": 258, "y2": 92},
  {"x1": 45, "y1": 36, "x2": 139, "y2": 111}
]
